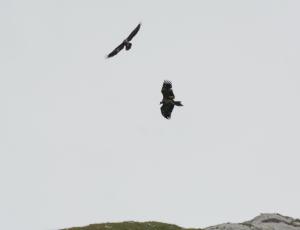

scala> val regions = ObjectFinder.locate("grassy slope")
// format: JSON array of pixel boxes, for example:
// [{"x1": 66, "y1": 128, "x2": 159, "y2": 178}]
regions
[{"x1": 63, "y1": 221, "x2": 200, "y2": 230}]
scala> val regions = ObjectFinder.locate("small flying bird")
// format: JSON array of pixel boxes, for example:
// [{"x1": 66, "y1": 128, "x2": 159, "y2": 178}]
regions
[
  {"x1": 160, "y1": 80, "x2": 183, "y2": 119},
  {"x1": 106, "y1": 23, "x2": 141, "y2": 58}
]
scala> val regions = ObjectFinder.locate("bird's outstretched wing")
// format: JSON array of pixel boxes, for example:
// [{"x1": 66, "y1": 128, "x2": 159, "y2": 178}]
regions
[
  {"x1": 126, "y1": 23, "x2": 141, "y2": 41},
  {"x1": 161, "y1": 80, "x2": 175, "y2": 99},
  {"x1": 161, "y1": 103, "x2": 174, "y2": 119},
  {"x1": 106, "y1": 42, "x2": 125, "y2": 58}
]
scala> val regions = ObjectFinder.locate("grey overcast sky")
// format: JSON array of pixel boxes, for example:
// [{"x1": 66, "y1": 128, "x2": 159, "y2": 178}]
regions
[{"x1": 1, "y1": 0, "x2": 300, "y2": 229}]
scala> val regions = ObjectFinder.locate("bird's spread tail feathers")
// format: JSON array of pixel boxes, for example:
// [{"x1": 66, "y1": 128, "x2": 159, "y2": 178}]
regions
[
  {"x1": 125, "y1": 43, "x2": 132, "y2": 50},
  {"x1": 174, "y1": 101, "x2": 183, "y2": 106}
]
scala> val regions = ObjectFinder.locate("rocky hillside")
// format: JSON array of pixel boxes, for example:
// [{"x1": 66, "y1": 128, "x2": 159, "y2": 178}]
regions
[
  {"x1": 207, "y1": 213, "x2": 300, "y2": 230},
  {"x1": 63, "y1": 213, "x2": 300, "y2": 230}
]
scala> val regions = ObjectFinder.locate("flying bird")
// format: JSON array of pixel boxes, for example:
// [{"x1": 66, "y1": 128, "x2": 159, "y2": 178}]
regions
[
  {"x1": 106, "y1": 23, "x2": 141, "y2": 58},
  {"x1": 160, "y1": 80, "x2": 183, "y2": 119}
]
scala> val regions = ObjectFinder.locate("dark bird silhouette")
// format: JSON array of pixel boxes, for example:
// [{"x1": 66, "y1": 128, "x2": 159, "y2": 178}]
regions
[
  {"x1": 160, "y1": 80, "x2": 183, "y2": 119},
  {"x1": 106, "y1": 23, "x2": 141, "y2": 58}
]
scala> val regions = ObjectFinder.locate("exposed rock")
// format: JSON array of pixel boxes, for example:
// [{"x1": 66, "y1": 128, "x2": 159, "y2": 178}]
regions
[{"x1": 206, "y1": 213, "x2": 300, "y2": 230}]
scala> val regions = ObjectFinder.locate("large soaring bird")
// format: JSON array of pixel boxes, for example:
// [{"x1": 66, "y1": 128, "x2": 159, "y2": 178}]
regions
[
  {"x1": 160, "y1": 80, "x2": 183, "y2": 119},
  {"x1": 106, "y1": 23, "x2": 141, "y2": 58}
]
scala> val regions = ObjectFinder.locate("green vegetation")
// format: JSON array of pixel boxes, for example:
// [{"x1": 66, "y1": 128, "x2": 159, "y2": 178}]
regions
[{"x1": 63, "y1": 221, "x2": 200, "y2": 230}]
